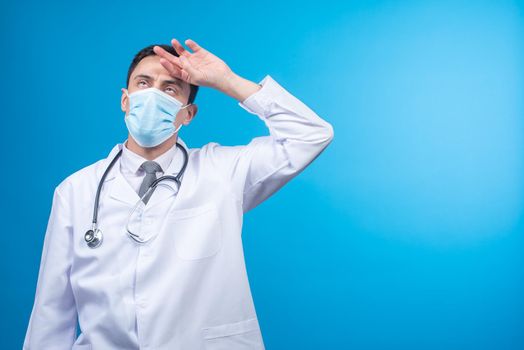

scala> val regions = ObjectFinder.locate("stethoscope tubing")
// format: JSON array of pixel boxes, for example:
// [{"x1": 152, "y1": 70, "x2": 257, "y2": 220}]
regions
[{"x1": 86, "y1": 142, "x2": 188, "y2": 248}]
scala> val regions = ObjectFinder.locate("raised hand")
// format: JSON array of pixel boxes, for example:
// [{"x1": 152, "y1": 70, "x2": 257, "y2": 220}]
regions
[
  {"x1": 153, "y1": 39, "x2": 234, "y2": 91},
  {"x1": 154, "y1": 38, "x2": 261, "y2": 102}
]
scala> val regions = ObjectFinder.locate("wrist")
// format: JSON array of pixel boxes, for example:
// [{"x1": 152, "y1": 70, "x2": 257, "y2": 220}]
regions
[{"x1": 220, "y1": 71, "x2": 261, "y2": 102}]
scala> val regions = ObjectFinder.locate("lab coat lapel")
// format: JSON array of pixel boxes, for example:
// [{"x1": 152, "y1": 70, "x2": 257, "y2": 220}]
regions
[
  {"x1": 108, "y1": 170, "x2": 141, "y2": 206},
  {"x1": 99, "y1": 141, "x2": 141, "y2": 207},
  {"x1": 95, "y1": 142, "x2": 123, "y2": 181}
]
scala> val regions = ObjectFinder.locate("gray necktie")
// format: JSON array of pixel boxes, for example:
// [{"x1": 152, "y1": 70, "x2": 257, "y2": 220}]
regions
[{"x1": 138, "y1": 161, "x2": 162, "y2": 204}]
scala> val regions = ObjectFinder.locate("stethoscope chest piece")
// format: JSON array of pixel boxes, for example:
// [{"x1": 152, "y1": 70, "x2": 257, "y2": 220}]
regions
[{"x1": 85, "y1": 228, "x2": 103, "y2": 249}]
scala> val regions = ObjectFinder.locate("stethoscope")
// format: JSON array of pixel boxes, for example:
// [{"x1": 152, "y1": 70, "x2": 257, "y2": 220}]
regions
[{"x1": 84, "y1": 142, "x2": 189, "y2": 248}]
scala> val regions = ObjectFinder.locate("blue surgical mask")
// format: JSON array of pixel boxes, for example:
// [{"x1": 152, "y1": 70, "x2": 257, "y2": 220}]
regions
[{"x1": 124, "y1": 88, "x2": 191, "y2": 148}]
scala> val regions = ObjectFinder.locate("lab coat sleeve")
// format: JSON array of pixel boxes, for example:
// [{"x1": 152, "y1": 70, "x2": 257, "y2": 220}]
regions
[
  {"x1": 23, "y1": 184, "x2": 78, "y2": 349},
  {"x1": 207, "y1": 74, "x2": 334, "y2": 213}
]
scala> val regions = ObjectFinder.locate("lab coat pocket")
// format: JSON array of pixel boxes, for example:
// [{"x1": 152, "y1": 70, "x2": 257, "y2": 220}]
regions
[
  {"x1": 202, "y1": 317, "x2": 265, "y2": 350},
  {"x1": 168, "y1": 203, "x2": 222, "y2": 260}
]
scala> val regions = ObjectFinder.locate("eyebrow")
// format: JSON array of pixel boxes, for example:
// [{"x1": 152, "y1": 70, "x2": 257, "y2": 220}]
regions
[{"x1": 134, "y1": 74, "x2": 184, "y2": 89}]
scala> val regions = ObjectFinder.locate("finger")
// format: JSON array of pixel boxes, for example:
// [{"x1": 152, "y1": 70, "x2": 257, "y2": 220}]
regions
[
  {"x1": 185, "y1": 39, "x2": 204, "y2": 52},
  {"x1": 153, "y1": 45, "x2": 182, "y2": 68},
  {"x1": 179, "y1": 55, "x2": 200, "y2": 83},
  {"x1": 171, "y1": 38, "x2": 190, "y2": 57},
  {"x1": 159, "y1": 58, "x2": 184, "y2": 80}
]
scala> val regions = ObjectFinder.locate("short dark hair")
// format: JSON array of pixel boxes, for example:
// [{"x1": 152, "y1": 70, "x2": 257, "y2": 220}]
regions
[{"x1": 126, "y1": 44, "x2": 199, "y2": 104}]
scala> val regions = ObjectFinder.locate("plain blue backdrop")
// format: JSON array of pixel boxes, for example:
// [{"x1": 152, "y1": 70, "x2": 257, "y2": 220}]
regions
[{"x1": 2, "y1": 0, "x2": 523, "y2": 349}]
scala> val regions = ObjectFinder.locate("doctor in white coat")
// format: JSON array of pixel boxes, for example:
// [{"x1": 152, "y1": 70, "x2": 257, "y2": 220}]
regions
[{"x1": 23, "y1": 38, "x2": 334, "y2": 349}]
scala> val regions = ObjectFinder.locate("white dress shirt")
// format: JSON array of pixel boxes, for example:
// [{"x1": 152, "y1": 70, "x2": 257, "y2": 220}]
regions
[{"x1": 120, "y1": 140, "x2": 178, "y2": 196}]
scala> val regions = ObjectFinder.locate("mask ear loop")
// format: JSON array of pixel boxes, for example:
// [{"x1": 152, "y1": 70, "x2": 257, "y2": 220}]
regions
[{"x1": 175, "y1": 102, "x2": 192, "y2": 133}]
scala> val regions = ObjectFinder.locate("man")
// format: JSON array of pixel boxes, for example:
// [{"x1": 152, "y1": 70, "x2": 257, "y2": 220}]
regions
[{"x1": 23, "y1": 38, "x2": 334, "y2": 349}]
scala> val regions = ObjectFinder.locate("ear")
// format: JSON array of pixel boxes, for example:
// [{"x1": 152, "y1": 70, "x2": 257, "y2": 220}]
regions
[
  {"x1": 121, "y1": 88, "x2": 129, "y2": 114},
  {"x1": 183, "y1": 104, "x2": 198, "y2": 125}
]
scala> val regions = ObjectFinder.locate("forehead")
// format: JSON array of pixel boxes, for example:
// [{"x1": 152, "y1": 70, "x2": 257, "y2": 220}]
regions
[{"x1": 131, "y1": 55, "x2": 189, "y2": 92}]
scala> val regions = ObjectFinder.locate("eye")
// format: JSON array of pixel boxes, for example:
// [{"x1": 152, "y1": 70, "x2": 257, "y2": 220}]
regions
[
  {"x1": 137, "y1": 80, "x2": 149, "y2": 88},
  {"x1": 165, "y1": 86, "x2": 178, "y2": 95}
]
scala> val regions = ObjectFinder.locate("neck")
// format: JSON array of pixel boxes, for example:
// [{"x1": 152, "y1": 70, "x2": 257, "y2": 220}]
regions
[{"x1": 125, "y1": 134, "x2": 178, "y2": 160}]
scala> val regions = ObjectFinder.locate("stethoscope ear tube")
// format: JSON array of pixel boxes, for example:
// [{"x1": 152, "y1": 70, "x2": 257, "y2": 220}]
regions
[{"x1": 126, "y1": 175, "x2": 181, "y2": 244}]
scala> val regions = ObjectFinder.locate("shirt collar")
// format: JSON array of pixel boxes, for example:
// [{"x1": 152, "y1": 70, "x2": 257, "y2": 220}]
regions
[{"x1": 121, "y1": 139, "x2": 178, "y2": 174}]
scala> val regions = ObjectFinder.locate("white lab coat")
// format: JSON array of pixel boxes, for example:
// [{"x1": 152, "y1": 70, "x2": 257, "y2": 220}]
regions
[{"x1": 23, "y1": 75, "x2": 334, "y2": 350}]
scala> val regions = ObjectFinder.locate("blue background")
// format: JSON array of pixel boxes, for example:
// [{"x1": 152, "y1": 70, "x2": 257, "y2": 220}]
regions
[{"x1": 2, "y1": 0, "x2": 523, "y2": 349}]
